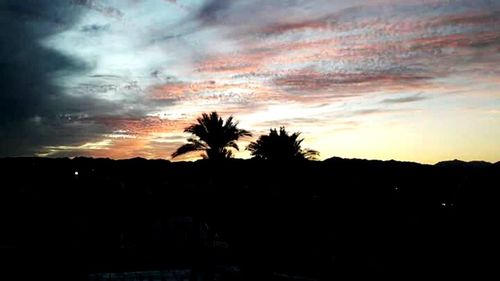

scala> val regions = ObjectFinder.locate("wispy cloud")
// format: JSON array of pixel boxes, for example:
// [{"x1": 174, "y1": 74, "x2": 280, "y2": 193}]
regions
[{"x1": 381, "y1": 93, "x2": 428, "y2": 104}]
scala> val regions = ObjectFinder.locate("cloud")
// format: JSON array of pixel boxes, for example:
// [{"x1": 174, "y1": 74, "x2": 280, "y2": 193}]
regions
[
  {"x1": 80, "y1": 24, "x2": 110, "y2": 34},
  {"x1": 381, "y1": 93, "x2": 428, "y2": 104},
  {"x1": 0, "y1": 0, "x2": 92, "y2": 156},
  {"x1": 2, "y1": 0, "x2": 500, "y2": 160},
  {"x1": 0, "y1": 1, "x2": 152, "y2": 157},
  {"x1": 273, "y1": 70, "x2": 431, "y2": 94},
  {"x1": 188, "y1": 0, "x2": 500, "y2": 102},
  {"x1": 194, "y1": 0, "x2": 233, "y2": 25},
  {"x1": 37, "y1": 139, "x2": 112, "y2": 157},
  {"x1": 71, "y1": 0, "x2": 123, "y2": 19}
]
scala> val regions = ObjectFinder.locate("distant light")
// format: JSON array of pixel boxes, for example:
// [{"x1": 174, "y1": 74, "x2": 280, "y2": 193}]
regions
[
  {"x1": 441, "y1": 202, "x2": 447, "y2": 207},
  {"x1": 394, "y1": 187, "x2": 399, "y2": 191},
  {"x1": 74, "y1": 171, "x2": 79, "y2": 176}
]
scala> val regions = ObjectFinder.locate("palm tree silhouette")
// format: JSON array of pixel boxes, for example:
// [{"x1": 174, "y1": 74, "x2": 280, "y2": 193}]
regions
[
  {"x1": 172, "y1": 112, "x2": 252, "y2": 160},
  {"x1": 247, "y1": 127, "x2": 319, "y2": 161}
]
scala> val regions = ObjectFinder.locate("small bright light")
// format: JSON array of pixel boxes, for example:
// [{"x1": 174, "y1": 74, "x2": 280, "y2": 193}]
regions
[
  {"x1": 441, "y1": 202, "x2": 447, "y2": 207},
  {"x1": 74, "y1": 171, "x2": 79, "y2": 176},
  {"x1": 394, "y1": 187, "x2": 399, "y2": 191}
]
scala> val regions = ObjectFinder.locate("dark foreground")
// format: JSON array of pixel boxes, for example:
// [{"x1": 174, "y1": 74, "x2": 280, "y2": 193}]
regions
[{"x1": 0, "y1": 157, "x2": 498, "y2": 280}]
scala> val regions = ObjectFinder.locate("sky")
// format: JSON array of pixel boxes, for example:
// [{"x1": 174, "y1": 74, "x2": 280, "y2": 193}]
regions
[{"x1": 1, "y1": 0, "x2": 499, "y2": 163}]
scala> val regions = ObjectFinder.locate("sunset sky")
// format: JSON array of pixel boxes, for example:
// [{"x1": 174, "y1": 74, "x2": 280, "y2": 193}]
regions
[{"x1": 1, "y1": 0, "x2": 499, "y2": 163}]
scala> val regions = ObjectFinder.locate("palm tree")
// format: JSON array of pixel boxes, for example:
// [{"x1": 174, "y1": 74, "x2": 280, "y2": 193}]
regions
[
  {"x1": 247, "y1": 127, "x2": 319, "y2": 161},
  {"x1": 172, "y1": 112, "x2": 252, "y2": 160}
]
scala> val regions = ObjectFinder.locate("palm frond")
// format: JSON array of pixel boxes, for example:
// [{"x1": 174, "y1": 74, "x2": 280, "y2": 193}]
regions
[
  {"x1": 303, "y1": 149, "x2": 320, "y2": 160},
  {"x1": 238, "y1": 128, "x2": 252, "y2": 138},
  {"x1": 227, "y1": 141, "x2": 240, "y2": 151},
  {"x1": 171, "y1": 139, "x2": 207, "y2": 158}
]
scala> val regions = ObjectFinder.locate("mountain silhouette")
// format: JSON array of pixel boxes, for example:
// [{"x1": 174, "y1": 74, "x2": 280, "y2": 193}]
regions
[{"x1": 435, "y1": 159, "x2": 492, "y2": 168}]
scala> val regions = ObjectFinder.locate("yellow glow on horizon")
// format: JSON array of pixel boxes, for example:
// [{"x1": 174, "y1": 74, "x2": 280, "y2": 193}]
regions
[
  {"x1": 37, "y1": 139, "x2": 113, "y2": 157},
  {"x1": 310, "y1": 109, "x2": 500, "y2": 164}
]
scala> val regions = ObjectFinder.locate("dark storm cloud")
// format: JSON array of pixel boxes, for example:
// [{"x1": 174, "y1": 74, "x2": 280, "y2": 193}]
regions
[
  {"x1": 0, "y1": 0, "x2": 119, "y2": 156},
  {"x1": 195, "y1": 0, "x2": 232, "y2": 24}
]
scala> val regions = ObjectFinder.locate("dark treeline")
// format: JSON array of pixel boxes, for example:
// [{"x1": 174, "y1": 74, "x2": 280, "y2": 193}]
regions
[{"x1": 0, "y1": 157, "x2": 498, "y2": 280}]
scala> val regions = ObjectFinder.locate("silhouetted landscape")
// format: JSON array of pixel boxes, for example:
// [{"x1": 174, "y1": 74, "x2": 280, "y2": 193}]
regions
[
  {"x1": 2, "y1": 1, "x2": 500, "y2": 280},
  {"x1": 1, "y1": 156, "x2": 497, "y2": 280}
]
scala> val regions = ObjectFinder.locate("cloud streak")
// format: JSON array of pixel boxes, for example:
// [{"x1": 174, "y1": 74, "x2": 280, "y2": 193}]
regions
[{"x1": 381, "y1": 94, "x2": 428, "y2": 104}]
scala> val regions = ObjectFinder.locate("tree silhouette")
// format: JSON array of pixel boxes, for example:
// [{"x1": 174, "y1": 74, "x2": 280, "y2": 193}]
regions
[
  {"x1": 172, "y1": 112, "x2": 252, "y2": 160},
  {"x1": 247, "y1": 127, "x2": 319, "y2": 161}
]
